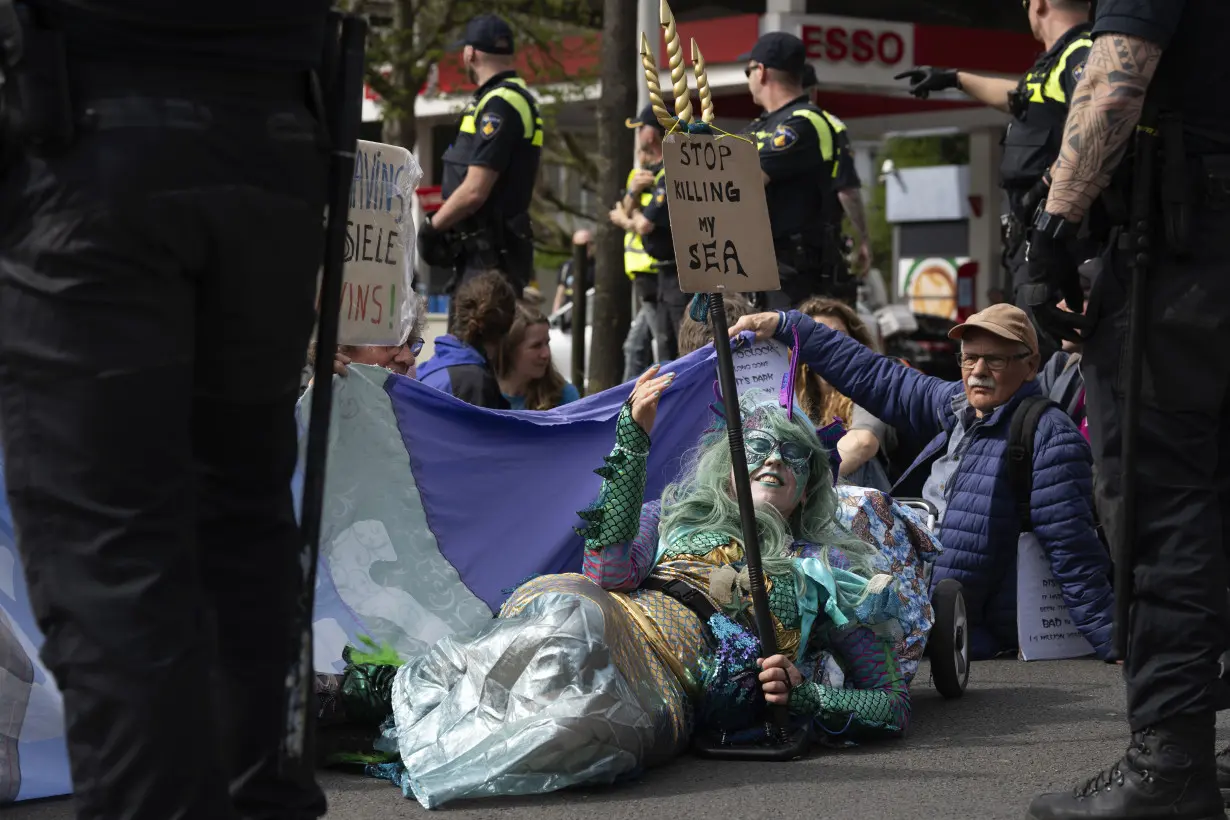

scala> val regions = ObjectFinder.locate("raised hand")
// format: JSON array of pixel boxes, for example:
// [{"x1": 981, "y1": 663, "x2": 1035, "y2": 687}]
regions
[
  {"x1": 728, "y1": 312, "x2": 781, "y2": 343},
  {"x1": 629, "y1": 364, "x2": 675, "y2": 435},
  {"x1": 893, "y1": 66, "x2": 959, "y2": 99}
]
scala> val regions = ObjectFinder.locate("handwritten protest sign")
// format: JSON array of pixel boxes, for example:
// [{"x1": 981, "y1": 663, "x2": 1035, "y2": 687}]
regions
[
  {"x1": 731, "y1": 339, "x2": 790, "y2": 397},
  {"x1": 661, "y1": 133, "x2": 779, "y2": 294},
  {"x1": 339, "y1": 141, "x2": 422, "y2": 347},
  {"x1": 1016, "y1": 533, "x2": 1095, "y2": 661}
]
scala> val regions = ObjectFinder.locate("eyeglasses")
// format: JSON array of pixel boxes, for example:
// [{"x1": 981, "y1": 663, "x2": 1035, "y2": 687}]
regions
[
  {"x1": 744, "y1": 430, "x2": 810, "y2": 470},
  {"x1": 956, "y1": 351, "x2": 1032, "y2": 371},
  {"x1": 408, "y1": 338, "x2": 425, "y2": 356},
  {"x1": 744, "y1": 63, "x2": 762, "y2": 78}
]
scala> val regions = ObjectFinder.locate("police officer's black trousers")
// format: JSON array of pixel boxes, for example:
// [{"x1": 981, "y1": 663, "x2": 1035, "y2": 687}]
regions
[
  {"x1": 1083, "y1": 205, "x2": 1230, "y2": 733},
  {"x1": 0, "y1": 64, "x2": 329, "y2": 820},
  {"x1": 655, "y1": 269, "x2": 688, "y2": 362}
]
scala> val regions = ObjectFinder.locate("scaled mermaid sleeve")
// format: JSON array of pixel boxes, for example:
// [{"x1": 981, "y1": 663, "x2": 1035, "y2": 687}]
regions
[
  {"x1": 576, "y1": 402, "x2": 657, "y2": 591},
  {"x1": 788, "y1": 625, "x2": 911, "y2": 738}
]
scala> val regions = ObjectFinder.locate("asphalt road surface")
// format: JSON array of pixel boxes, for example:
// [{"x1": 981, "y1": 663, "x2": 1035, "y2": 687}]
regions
[{"x1": 12, "y1": 658, "x2": 1230, "y2": 820}]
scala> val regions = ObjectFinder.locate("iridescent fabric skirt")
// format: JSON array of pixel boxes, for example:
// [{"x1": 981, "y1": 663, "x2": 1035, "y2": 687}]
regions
[{"x1": 380, "y1": 573, "x2": 707, "y2": 809}]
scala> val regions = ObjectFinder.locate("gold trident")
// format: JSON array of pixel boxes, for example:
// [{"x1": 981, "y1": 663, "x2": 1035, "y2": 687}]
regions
[{"x1": 641, "y1": 0, "x2": 715, "y2": 129}]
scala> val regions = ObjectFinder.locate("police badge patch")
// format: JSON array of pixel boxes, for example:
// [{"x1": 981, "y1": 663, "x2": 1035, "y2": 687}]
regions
[
  {"x1": 479, "y1": 112, "x2": 503, "y2": 139},
  {"x1": 1072, "y1": 61, "x2": 1086, "y2": 82},
  {"x1": 771, "y1": 124, "x2": 798, "y2": 150}
]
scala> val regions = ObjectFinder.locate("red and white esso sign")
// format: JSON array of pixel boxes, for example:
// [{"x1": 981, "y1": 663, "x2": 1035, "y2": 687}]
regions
[{"x1": 800, "y1": 24, "x2": 907, "y2": 67}]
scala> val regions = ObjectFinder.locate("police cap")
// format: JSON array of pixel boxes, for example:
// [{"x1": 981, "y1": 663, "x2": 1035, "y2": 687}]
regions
[
  {"x1": 450, "y1": 14, "x2": 515, "y2": 55},
  {"x1": 625, "y1": 100, "x2": 673, "y2": 133},
  {"x1": 738, "y1": 32, "x2": 807, "y2": 76}
]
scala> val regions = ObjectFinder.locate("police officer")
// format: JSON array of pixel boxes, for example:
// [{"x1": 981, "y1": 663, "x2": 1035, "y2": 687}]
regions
[
  {"x1": 419, "y1": 14, "x2": 543, "y2": 299},
  {"x1": 803, "y1": 62, "x2": 872, "y2": 297},
  {"x1": 0, "y1": 2, "x2": 332, "y2": 818},
  {"x1": 608, "y1": 101, "x2": 683, "y2": 361},
  {"x1": 739, "y1": 32, "x2": 842, "y2": 310},
  {"x1": 610, "y1": 103, "x2": 682, "y2": 374},
  {"x1": 896, "y1": 0, "x2": 1092, "y2": 358},
  {"x1": 1022, "y1": 2, "x2": 1230, "y2": 818}
]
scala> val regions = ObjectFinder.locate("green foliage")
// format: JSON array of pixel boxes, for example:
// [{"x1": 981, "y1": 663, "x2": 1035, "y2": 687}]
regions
[{"x1": 865, "y1": 134, "x2": 970, "y2": 271}]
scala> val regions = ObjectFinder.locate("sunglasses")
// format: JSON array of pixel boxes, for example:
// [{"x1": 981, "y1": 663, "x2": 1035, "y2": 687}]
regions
[
  {"x1": 408, "y1": 337, "x2": 425, "y2": 356},
  {"x1": 744, "y1": 63, "x2": 763, "y2": 78},
  {"x1": 744, "y1": 430, "x2": 810, "y2": 471}
]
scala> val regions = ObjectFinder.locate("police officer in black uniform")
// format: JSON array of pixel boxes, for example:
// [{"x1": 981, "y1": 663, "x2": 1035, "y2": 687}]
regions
[
  {"x1": 803, "y1": 63, "x2": 872, "y2": 298},
  {"x1": 896, "y1": 0, "x2": 1093, "y2": 359},
  {"x1": 419, "y1": 14, "x2": 543, "y2": 301},
  {"x1": 739, "y1": 32, "x2": 842, "y2": 311},
  {"x1": 609, "y1": 103, "x2": 684, "y2": 358},
  {"x1": 0, "y1": 2, "x2": 332, "y2": 818},
  {"x1": 1021, "y1": 1, "x2": 1230, "y2": 818}
]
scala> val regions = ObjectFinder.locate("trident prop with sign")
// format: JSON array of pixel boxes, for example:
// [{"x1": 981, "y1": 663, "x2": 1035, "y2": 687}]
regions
[{"x1": 644, "y1": 1, "x2": 809, "y2": 761}]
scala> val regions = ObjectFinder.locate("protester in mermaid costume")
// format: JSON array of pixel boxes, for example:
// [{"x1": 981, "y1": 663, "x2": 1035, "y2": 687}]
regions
[{"x1": 352, "y1": 368, "x2": 939, "y2": 809}]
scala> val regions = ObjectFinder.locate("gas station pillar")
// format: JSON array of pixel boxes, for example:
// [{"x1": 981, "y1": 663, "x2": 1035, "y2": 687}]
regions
[{"x1": 967, "y1": 126, "x2": 1004, "y2": 310}]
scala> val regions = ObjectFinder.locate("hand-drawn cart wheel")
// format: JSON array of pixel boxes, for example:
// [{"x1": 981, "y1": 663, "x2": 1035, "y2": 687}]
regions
[{"x1": 930, "y1": 578, "x2": 970, "y2": 699}]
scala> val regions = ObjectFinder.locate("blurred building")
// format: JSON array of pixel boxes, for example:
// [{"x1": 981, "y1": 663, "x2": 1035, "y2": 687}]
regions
[{"x1": 371, "y1": 0, "x2": 1044, "y2": 315}]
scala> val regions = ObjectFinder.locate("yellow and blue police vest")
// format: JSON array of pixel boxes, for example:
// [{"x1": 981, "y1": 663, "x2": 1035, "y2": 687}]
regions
[
  {"x1": 623, "y1": 166, "x2": 665, "y2": 278},
  {"x1": 1001, "y1": 27, "x2": 1092, "y2": 195}
]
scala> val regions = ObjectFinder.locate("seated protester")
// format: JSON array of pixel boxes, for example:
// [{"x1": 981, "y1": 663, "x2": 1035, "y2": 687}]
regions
[
  {"x1": 332, "y1": 384, "x2": 937, "y2": 808},
  {"x1": 675, "y1": 293, "x2": 753, "y2": 356},
  {"x1": 730, "y1": 303, "x2": 1115, "y2": 661},
  {"x1": 497, "y1": 301, "x2": 581, "y2": 410},
  {"x1": 302, "y1": 296, "x2": 428, "y2": 393},
  {"x1": 418, "y1": 272, "x2": 516, "y2": 409},
  {"x1": 795, "y1": 297, "x2": 896, "y2": 493}
]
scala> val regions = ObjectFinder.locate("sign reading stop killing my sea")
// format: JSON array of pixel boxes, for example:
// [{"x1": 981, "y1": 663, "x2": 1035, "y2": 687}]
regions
[
  {"x1": 661, "y1": 133, "x2": 779, "y2": 294},
  {"x1": 338, "y1": 140, "x2": 422, "y2": 347}
]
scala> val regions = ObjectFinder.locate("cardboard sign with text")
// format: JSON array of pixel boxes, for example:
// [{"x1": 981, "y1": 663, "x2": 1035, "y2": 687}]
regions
[
  {"x1": 1016, "y1": 533, "x2": 1095, "y2": 661},
  {"x1": 338, "y1": 141, "x2": 422, "y2": 347},
  {"x1": 661, "y1": 133, "x2": 779, "y2": 294}
]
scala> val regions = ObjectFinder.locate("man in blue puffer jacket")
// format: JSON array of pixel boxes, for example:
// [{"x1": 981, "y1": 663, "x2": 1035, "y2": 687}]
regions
[{"x1": 732, "y1": 303, "x2": 1114, "y2": 660}]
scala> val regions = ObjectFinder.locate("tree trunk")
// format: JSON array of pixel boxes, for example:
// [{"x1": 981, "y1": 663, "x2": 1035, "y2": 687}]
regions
[
  {"x1": 588, "y1": 0, "x2": 637, "y2": 392},
  {"x1": 382, "y1": 0, "x2": 418, "y2": 151}
]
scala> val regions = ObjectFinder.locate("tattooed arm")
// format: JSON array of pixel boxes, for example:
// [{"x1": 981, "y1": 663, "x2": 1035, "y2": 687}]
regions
[{"x1": 1042, "y1": 33, "x2": 1165, "y2": 223}]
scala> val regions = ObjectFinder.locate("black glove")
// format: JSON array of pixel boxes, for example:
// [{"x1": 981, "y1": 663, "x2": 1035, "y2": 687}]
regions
[
  {"x1": 417, "y1": 217, "x2": 454, "y2": 267},
  {"x1": 893, "y1": 67, "x2": 960, "y2": 99},
  {"x1": 1021, "y1": 227, "x2": 1088, "y2": 343}
]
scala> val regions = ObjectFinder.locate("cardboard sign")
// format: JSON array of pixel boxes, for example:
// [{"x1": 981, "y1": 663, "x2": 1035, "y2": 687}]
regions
[
  {"x1": 339, "y1": 141, "x2": 422, "y2": 347},
  {"x1": 1016, "y1": 532, "x2": 1095, "y2": 661},
  {"x1": 661, "y1": 133, "x2": 779, "y2": 294},
  {"x1": 732, "y1": 338, "x2": 790, "y2": 396}
]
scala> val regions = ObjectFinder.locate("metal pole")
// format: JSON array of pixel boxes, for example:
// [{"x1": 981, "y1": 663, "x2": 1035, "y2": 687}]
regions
[
  {"x1": 708, "y1": 294, "x2": 788, "y2": 731},
  {"x1": 571, "y1": 238, "x2": 588, "y2": 394},
  {"x1": 282, "y1": 12, "x2": 367, "y2": 771}
]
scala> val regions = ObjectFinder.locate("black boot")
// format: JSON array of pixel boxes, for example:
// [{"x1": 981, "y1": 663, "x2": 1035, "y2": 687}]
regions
[
  {"x1": 1216, "y1": 745, "x2": 1230, "y2": 807},
  {"x1": 1027, "y1": 715, "x2": 1224, "y2": 819}
]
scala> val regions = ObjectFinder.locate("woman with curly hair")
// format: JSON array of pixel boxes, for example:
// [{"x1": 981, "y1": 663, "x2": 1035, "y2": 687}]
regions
[
  {"x1": 794, "y1": 296, "x2": 897, "y2": 492},
  {"x1": 496, "y1": 301, "x2": 581, "y2": 410},
  {"x1": 418, "y1": 272, "x2": 516, "y2": 409}
]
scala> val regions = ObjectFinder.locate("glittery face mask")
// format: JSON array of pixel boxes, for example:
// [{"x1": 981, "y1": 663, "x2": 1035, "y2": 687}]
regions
[{"x1": 743, "y1": 430, "x2": 811, "y2": 475}]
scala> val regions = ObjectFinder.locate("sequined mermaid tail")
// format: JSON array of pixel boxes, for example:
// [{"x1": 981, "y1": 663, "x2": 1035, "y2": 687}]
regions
[{"x1": 376, "y1": 574, "x2": 706, "y2": 809}]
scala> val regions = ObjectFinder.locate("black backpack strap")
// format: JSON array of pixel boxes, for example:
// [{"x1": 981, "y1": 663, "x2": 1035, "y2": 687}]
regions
[{"x1": 1007, "y1": 395, "x2": 1058, "y2": 533}]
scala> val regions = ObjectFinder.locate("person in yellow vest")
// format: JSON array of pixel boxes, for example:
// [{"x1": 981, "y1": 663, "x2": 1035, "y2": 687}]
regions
[
  {"x1": 419, "y1": 14, "x2": 544, "y2": 306},
  {"x1": 895, "y1": 0, "x2": 1092, "y2": 361},
  {"x1": 608, "y1": 102, "x2": 682, "y2": 378},
  {"x1": 803, "y1": 64, "x2": 872, "y2": 286}
]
